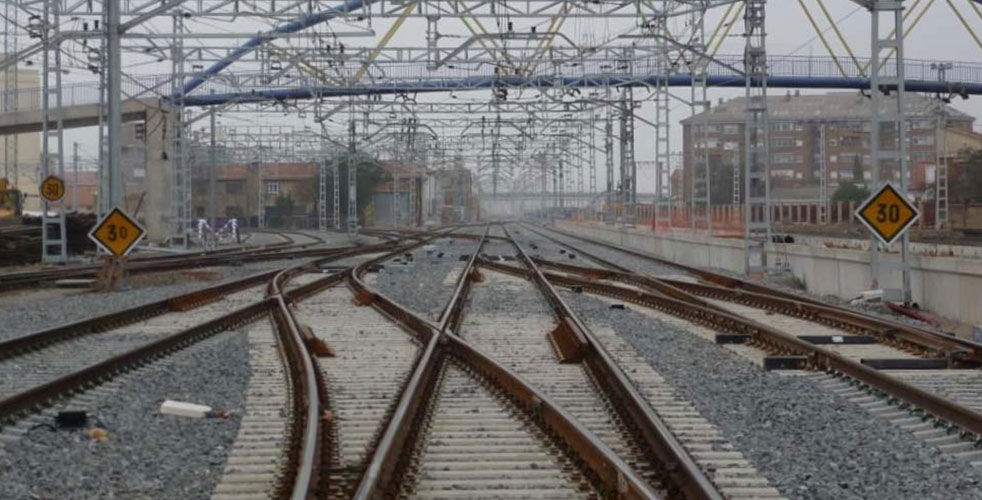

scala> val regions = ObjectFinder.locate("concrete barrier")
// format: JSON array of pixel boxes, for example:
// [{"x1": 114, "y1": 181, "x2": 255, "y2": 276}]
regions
[{"x1": 555, "y1": 220, "x2": 982, "y2": 326}]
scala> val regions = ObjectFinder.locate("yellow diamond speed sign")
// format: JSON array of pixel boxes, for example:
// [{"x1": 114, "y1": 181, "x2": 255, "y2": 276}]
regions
[
  {"x1": 40, "y1": 175, "x2": 66, "y2": 203},
  {"x1": 856, "y1": 183, "x2": 920, "y2": 246},
  {"x1": 88, "y1": 207, "x2": 147, "y2": 256}
]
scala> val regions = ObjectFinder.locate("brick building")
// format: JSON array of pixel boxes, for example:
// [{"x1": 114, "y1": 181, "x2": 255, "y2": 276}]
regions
[
  {"x1": 191, "y1": 162, "x2": 318, "y2": 227},
  {"x1": 680, "y1": 92, "x2": 976, "y2": 202}
]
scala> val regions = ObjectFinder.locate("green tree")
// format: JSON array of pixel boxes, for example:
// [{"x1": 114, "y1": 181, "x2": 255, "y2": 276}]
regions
[
  {"x1": 852, "y1": 155, "x2": 865, "y2": 187},
  {"x1": 953, "y1": 147, "x2": 982, "y2": 203},
  {"x1": 322, "y1": 153, "x2": 386, "y2": 227},
  {"x1": 831, "y1": 183, "x2": 871, "y2": 203},
  {"x1": 832, "y1": 156, "x2": 871, "y2": 203},
  {"x1": 268, "y1": 194, "x2": 295, "y2": 228}
]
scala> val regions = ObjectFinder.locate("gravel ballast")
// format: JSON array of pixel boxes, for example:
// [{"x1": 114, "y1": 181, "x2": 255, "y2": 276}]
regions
[
  {"x1": 0, "y1": 259, "x2": 299, "y2": 341},
  {"x1": 372, "y1": 237, "x2": 479, "y2": 320},
  {"x1": 561, "y1": 290, "x2": 982, "y2": 500},
  {"x1": 515, "y1": 224, "x2": 680, "y2": 275},
  {"x1": 0, "y1": 330, "x2": 251, "y2": 500}
]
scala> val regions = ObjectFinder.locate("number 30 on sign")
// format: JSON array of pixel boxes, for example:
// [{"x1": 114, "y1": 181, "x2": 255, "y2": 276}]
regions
[
  {"x1": 88, "y1": 206, "x2": 147, "y2": 257},
  {"x1": 855, "y1": 183, "x2": 920, "y2": 246}
]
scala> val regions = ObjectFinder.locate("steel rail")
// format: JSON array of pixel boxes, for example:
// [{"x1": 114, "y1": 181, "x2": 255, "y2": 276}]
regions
[
  {"x1": 530, "y1": 256, "x2": 974, "y2": 365},
  {"x1": 351, "y1": 226, "x2": 662, "y2": 499},
  {"x1": 500, "y1": 225, "x2": 724, "y2": 500},
  {"x1": 0, "y1": 298, "x2": 274, "y2": 426},
  {"x1": 489, "y1": 258, "x2": 982, "y2": 439},
  {"x1": 267, "y1": 265, "x2": 337, "y2": 500},
  {"x1": 261, "y1": 231, "x2": 442, "y2": 499},
  {"x1": 0, "y1": 228, "x2": 313, "y2": 289},
  {"x1": 0, "y1": 241, "x2": 382, "y2": 290},
  {"x1": 351, "y1": 227, "x2": 485, "y2": 499},
  {"x1": 524, "y1": 223, "x2": 982, "y2": 365},
  {"x1": 0, "y1": 243, "x2": 397, "y2": 428},
  {"x1": 0, "y1": 269, "x2": 279, "y2": 360}
]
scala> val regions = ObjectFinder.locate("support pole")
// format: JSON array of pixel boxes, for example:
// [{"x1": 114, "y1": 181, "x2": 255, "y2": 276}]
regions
[
  {"x1": 347, "y1": 119, "x2": 358, "y2": 234},
  {"x1": 107, "y1": 0, "x2": 123, "y2": 209},
  {"x1": 209, "y1": 107, "x2": 217, "y2": 229},
  {"x1": 743, "y1": 0, "x2": 772, "y2": 275},
  {"x1": 869, "y1": 0, "x2": 912, "y2": 303}
]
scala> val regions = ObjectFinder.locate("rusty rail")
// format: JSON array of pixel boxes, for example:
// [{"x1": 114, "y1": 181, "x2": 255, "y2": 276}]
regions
[
  {"x1": 524, "y1": 223, "x2": 982, "y2": 365},
  {"x1": 500, "y1": 225, "x2": 723, "y2": 500},
  {"x1": 504, "y1": 259, "x2": 982, "y2": 438},
  {"x1": 0, "y1": 235, "x2": 397, "y2": 290},
  {"x1": 352, "y1": 226, "x2": 663, "y2": 499},
  {"x1": 267, "y1": 264, "x2": 331, "y2": 500},
  {"x1": 0, "y1": 297, "x2": 274, "y2": 425},
  {"x1": 0, "y1": 269, "x2": 278, "y2": 360},
  {"x1": 351, "y1": 227, "x2": 487, "y2": 499}
]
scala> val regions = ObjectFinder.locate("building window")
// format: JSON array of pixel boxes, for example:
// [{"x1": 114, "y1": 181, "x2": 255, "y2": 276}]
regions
[
  {"x1": 772, "y1": 137, "x2": 795, "y2": 149},
  {"x1": 226, "y1": 181, "x2": 243, "y2": 194},
  {"x1": 770, "y1": 121, "x2": 794, "y2": 132},
  {"x1": 226, "y1": 206, "x2": 243, "y2": 218},
  {"x1": 910, "y1": 135, "x2": 934, "y2": 146},
  {"x1": 723, "y1": 124, "x2": 739, "y2": 135},
  {"x1": 266, "y1": 182, "x2": 280, "y2": 194},
  {"x1": 195, "y1": 205, "x2": 206, "y2": 218},
  {"x1": 773, "y1": 153, "x2": 801, "y2": 164}
]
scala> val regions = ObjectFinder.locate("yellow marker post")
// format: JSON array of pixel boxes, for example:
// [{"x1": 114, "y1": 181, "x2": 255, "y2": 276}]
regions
[
  {"x1": 88, "y1": 207, "x2": 147, "y2": 291},
  {"x1": 88, "y1": 206, "x2": 147, "y2": 257}
]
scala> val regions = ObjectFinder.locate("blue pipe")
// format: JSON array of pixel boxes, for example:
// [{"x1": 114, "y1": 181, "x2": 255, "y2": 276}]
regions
[
  {"x1": 181, "y1": 74, "x2": 982, "y2": 106},
  {"x1": 181, "y1": 0, "x2": 371, "y2": 96}
]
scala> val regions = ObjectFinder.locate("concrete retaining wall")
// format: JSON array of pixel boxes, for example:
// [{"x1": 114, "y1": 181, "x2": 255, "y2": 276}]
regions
[{"x1": 555, "y1": 221, "x2": 982, "y2": 326}]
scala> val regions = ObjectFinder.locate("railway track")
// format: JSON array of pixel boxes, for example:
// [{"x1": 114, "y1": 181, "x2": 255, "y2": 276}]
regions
[
  {"x1": 0, "y1": 241, "x2": 395, "y2": 455},
  {"x1": 0, "y1": 229, "x2": 343, "y2": 290},
  {"x1": 13, "y1": 222, "x2": 982, "y2": 498},
  {"x1": 514, "y1": 222, "x2": 982, "y2": 464},
  {"x1": 331, "y1": 226, "x2": 725, "y2": 500}
]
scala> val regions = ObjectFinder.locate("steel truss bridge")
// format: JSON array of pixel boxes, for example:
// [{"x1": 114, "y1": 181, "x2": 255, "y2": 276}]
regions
[{"x1": 2, "y1": 0, "x2": 981, "y2": 294}]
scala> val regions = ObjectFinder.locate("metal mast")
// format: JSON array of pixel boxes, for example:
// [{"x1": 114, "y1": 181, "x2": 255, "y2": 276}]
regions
[
  {"x1": 347, "y1": 119, "x2": 358, "y2": 234},
  {"x1": 654, "y1": 13, "x2": 672, "y2": 230},
  {"x1": 690, "y1": 5, "x2": 711, "y2": 234},
  {"x1": 170, "y1": 12, "x2": 190, "y2": 247},
  {"x1": 319, "y1": 158, "x2": 328, "y2": 231},
  {"x1": 333, "y1": 159, "x2": 341, "y2": 229},
  {"x1": 106, "y1": 0, "x2": 123, "y2": 210},
  {"x1": 618, "y1": 88, "x2": 636, "y2": 224},
  {"x1": 743, "y1": 0, "x2": 772, "y2": 275},
  {"x1": 604, "y1": 98, "x2": 614, "y2": 222},
  {"x1": 869, "y1": 0, "x2": 911, "y2": 302},
  {"x1": 40, "y1": 0, "x2": 67, "y2": 263}
]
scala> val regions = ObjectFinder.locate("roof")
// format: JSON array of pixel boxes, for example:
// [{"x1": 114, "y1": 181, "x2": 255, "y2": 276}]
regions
[
  {"x1": 261, "y1": 162, "x2": 317, "y2": 180},
  {"x1": 681, "y1": 92, "x2": 974, "y2": 124},
  {"x1": 197, "y1": 162, "x2": 318, "y2": 181},
  {"x1": 382, "y1": 160, "x2": 428, "y2": 179}
]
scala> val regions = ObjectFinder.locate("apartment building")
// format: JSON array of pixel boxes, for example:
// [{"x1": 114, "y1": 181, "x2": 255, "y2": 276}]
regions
[{"x1": 680, "y1": 91, "x2": 976, "y2": 202}]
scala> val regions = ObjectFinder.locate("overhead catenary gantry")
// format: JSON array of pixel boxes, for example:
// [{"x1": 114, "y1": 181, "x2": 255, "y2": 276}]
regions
[{"x1": 1, "y1": 0, "x2": 979, "y2": 283}]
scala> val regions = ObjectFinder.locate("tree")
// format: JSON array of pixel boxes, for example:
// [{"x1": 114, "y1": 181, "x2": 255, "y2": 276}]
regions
[
  {"x1": 831, "y1": 183, "x2": 870, "y2": 203},
  {"x1": 322, "y1": 153, "x2": 385, "y2": 227},
  {"x1": 832, "y1": 156, "x2": 870, "y2": 203},
  {"x1": 268, "y1": 194, "x2": 295, "y2": 228},
  {"x1": 952, "y1": 147, "x2": 982, "y2": 203},
  {"x1": 852, "y1": 155, "x2": 865, "y2": 187}
]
